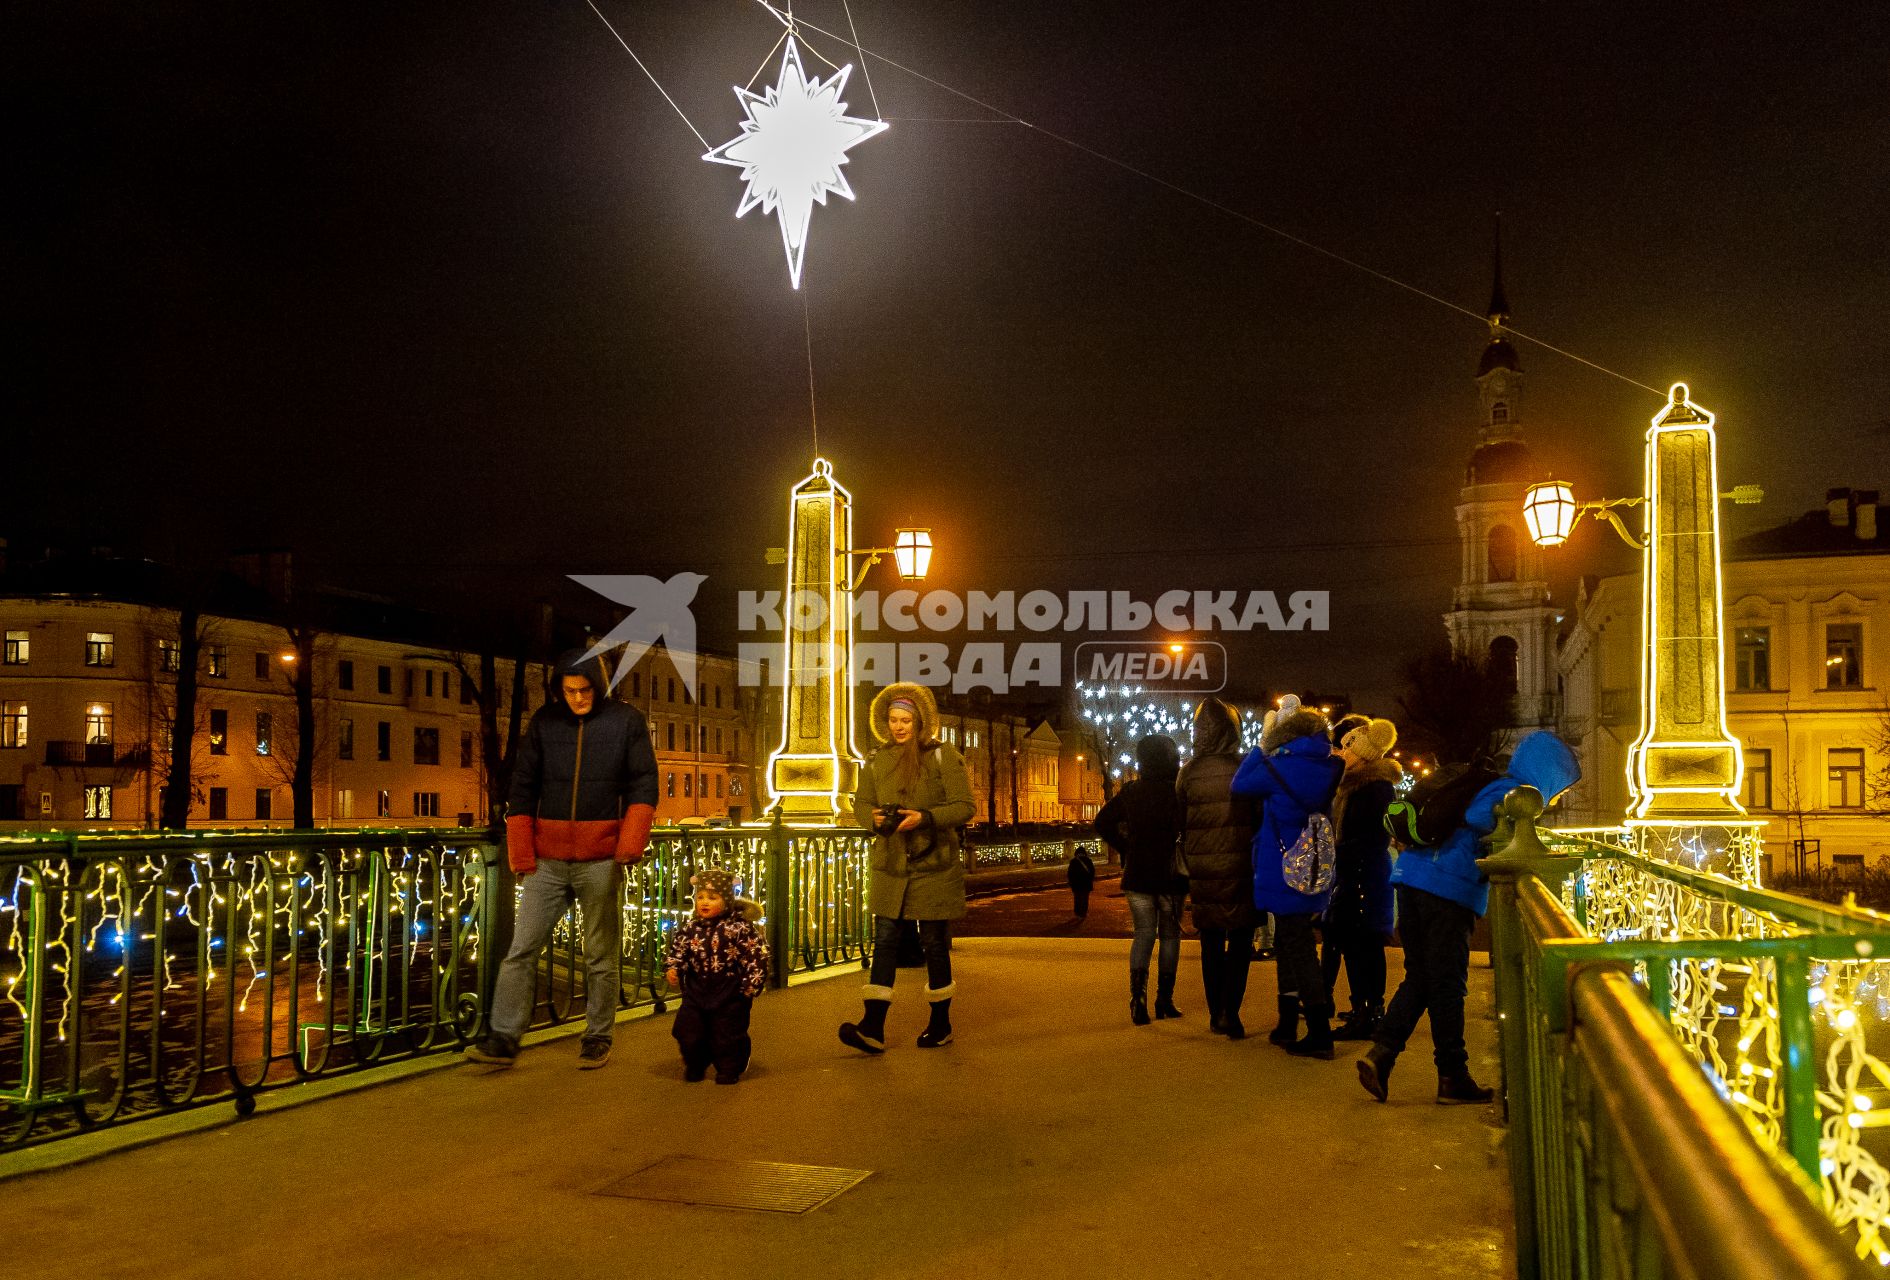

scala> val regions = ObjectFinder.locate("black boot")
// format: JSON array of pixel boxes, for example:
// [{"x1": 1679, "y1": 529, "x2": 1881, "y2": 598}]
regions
[
  {"x1": 1356, "y1": 1043, "x2": 1397, "y2": 1102},
  {"x1": 1129, "y1": 968, "x2": 1151, "y2": 1026},
  {"x1": 1154, "y1": 972, "x2": 1182, "y2": 1020},
  {"x1": 1286, "y1": 1004, "x2": 1335, "y2": 1059},
  {"x1": 1268, "y1": 995, "x2": 1301, "y2": 1046},
  {"x1": 838, "y1": 989, "x2": 893, "y2": 1055},
  {"x1": 1333, "y1": 1002, "x2": 1381, "y2": 1041},
  {"x1": 1437, "y1": 1071, "x2": 1496, "y2": 1105},
  {"x1": 917, "y1": 986, "x2": 955, "y2": 1048}
]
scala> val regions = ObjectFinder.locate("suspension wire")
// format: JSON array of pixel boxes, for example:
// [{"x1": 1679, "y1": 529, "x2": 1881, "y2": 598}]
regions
[
  {"x1": 750, "y1": 1, "x2": 1664, "y2": 398},
  {"x1": 744, "y1": 28, "x2": 790, "y2": 91},
  {"x1": 801, "y1": 285, "x2": 820, "y2": 457},
  {"x1": 839, "y1": 0, "x2": 884, "y2": 120},
  {"x1": 583, "y1": 0, "x2": 710, "y2": 150}
]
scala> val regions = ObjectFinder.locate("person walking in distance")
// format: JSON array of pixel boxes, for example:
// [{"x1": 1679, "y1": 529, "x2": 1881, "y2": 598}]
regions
[
  {"x1": 839, "y1": 683, "x2": 976, "y2": 1053},
  {"x1": 1096, "y1": 734, "x2": 1188, "y2": 1025},
  {"x1": 1176, "y1": 698, "x2": 1259, "y2": 1038},
  {"x1": 467, "y1": 650, "x2": 659, "y2": 1069},
  {"x1": 1067, "y1": 844, "x2": 1097, "y2": 921}
]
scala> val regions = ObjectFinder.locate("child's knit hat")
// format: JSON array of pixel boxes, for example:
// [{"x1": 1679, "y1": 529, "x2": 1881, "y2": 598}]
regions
[{"x1": 690, "y1": 866, "x2": 737, "y2": 898}]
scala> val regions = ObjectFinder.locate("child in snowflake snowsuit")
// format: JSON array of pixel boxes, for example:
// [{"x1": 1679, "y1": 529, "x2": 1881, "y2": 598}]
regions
[{"x1": 664, "y1": 866, "x2": 771, "y2": 1084}]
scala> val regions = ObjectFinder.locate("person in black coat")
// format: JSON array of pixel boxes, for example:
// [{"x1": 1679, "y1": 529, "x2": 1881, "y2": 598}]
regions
[
  {"x1": 1176, "y1": 698, "x2": 1259, "y2": 1038},
  {"x1": 1323, "y1": 718, "x2": 1402, "y2": 1040},
  {"x1": 1095, "y1": 734, "x2": 1186, "y2": 1025},
  {"x1": 1067, "y1": 844, "x2": 1097, "y2": 920}
]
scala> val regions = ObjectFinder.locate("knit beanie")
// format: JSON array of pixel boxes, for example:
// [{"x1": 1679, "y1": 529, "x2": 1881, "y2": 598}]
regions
[
  {"x1": 1330, "y1": 713, "x2": 1369, "y2": 747},
  {"x1": 1342, "y1": 718, "x2": 1398, "y2": 762},
  {"x1": 690, "y1": 866, "x2": 737, "y2": 899}
]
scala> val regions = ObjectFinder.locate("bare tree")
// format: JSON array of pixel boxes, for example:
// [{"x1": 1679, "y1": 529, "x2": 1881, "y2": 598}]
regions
[
  {"x1": 142, "y1": 610, "x2": 222, "y2": 830},
  {"x1": 253, "y1": 628, "x2": 327, "y2": 826},
  {"x1": 452, "y1": 648, "x2": 533, "y2": 829},
  {"x1": 1395, "y1": 643, "x2": 1515, "y2": 765},
  {"x1": 1869, "y1": 698, "x2": 1890, "y2": 818}
]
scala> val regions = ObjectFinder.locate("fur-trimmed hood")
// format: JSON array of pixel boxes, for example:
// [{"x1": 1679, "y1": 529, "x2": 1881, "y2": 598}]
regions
[
  {"x1": 869, "y1": 682, "x2": 941, "y2": 745},
  {"x1": 1262, "y1": 707, "x2": 1329, "y2": 755},
  {"x1": 1337, "y1": 756, "x2": 1403, "y2": 795}
]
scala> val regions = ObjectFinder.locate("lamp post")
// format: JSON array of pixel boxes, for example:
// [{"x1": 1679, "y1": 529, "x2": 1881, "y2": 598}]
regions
[
  {"x1": 1525, "y1": 382, "x2": 1768, "y2": 881},
  {"x1": 765, "y1": 458, "x2": 932, "y2": 824}
]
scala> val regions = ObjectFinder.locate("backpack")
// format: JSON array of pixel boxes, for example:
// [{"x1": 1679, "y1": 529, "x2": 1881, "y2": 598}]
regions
[
  {"x1": 1383, "y1": 759, "x2": 1503, "y2": 849},
  {"x1": 1258, "y1": 753, "x2": 1339, "y2": 896}
]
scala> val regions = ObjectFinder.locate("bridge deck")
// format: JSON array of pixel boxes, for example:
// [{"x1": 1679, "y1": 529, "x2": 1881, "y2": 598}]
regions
[{"x1": 11, "y1": 937, "x2": 1512, "y2": 1279}]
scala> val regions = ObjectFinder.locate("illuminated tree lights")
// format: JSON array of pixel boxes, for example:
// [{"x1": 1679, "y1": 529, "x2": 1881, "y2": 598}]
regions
[{"x1": 704, "y1": 37, "x2": 887, "y2": 290}]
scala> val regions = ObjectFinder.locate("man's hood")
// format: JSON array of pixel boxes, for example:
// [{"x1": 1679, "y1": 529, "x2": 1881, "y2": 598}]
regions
[
  {"x1": 551, "y1": 647, "x2": 616, "y2": 719},
  {"x1": 1190, "y1": 697, "x2": 1242, "y2": 757},
  {"x1": 1505, "y1": 730, "x2": 1580, "y2": 803}
]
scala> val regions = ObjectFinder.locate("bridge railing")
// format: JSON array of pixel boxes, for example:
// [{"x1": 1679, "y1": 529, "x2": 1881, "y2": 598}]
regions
[
  {"x1": 1485, "y1": 800, "x2": 1876, "y2": 1277},
  {"x1": 0, "y1": 820, "x2": 871, "y2": 1153}
]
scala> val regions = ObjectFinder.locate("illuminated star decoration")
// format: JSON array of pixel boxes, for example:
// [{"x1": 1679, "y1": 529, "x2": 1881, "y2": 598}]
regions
[{"x1": 703, "y1": 36, "x2": 887, "y2": 289}]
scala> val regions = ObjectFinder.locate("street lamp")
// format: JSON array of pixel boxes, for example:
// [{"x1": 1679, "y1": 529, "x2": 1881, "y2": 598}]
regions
[{"x1": 892, "y1": 528, "x2": 933, "y2": 581}]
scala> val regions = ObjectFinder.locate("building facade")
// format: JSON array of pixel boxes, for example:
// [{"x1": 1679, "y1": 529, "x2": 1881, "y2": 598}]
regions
[
  {"x1": 0, "y1": 597, "x2": 758, "y2": 830},
  {"x1": 1557, "y1": 488, "x2": 1890, "y2": 869}
]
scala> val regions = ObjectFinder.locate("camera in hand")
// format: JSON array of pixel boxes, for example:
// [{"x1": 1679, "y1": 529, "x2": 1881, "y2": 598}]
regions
[{"x1": 873, "y1": 805, "x2": 905, "y2": 835}]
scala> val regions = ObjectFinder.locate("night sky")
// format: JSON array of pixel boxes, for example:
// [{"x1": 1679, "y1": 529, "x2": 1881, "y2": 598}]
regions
[{"x1": 12, "y1": 1, "x2": 1889, "y2": 711}]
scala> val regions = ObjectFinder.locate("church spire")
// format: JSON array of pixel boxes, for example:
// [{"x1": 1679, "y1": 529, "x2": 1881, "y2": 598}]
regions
[{"x1": 1487, "y1": 213, "x2": 1511, "y2": 329}]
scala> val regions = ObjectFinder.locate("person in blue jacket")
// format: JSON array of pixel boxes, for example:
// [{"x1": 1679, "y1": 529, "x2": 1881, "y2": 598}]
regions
[
  {"x1": 1357, "y1": 729, "x2": 1579, "y2": 1105},
  {"x1": 1231, "y1": 695, "x2": 1344, "y2": 1058}
]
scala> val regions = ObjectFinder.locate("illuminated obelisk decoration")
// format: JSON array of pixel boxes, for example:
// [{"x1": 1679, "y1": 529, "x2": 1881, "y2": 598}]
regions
[
  {"x1": 1626, "y1": 383, "x2": 1764, "y2": 879},
  {"x1": 767, "y1": 458, "x2": 862, "y2": 823}
]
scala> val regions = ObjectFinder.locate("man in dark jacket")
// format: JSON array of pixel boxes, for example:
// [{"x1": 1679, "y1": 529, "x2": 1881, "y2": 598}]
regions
[
  {"x1": 467, "y1": 649, "x2": 659, "y2": 1070},
  {"x1": 1067, "y1": 845, "x2": 1097, "y2": 920}
]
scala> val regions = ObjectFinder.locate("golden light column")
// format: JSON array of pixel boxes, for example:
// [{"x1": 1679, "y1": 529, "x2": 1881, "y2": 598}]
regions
[
  {"x1": 768, "y1": 458, "x2": 861, "y2": 824},
  {"x1": 1526, "y1": 383, "x2": 1767, "y2": 881}
]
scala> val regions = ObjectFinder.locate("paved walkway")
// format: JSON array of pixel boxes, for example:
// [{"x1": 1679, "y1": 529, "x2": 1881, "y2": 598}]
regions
[{"x1": 10, "y1": 939, "x2": 1512, "y2": 1280}]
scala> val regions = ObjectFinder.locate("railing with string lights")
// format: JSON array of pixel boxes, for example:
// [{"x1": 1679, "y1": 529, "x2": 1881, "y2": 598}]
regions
[
  {"x1": 0, "y1": 821, "x2": 872, "y2": 1153},
  {"x1": 1484, "y1": 801, "x2": 1879, "y2": 1277}
]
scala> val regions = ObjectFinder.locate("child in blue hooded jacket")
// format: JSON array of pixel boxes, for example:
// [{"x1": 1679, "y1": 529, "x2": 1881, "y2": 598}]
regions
[{"x1": 1357, "y1": 730, "x2": 1579, "y2": 1105}]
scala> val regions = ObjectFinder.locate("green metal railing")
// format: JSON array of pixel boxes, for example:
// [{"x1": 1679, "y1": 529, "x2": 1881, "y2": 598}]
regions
[
  {"x1": 0, "y1": 819, "x2": 870, "y2": 1152},
  {"x1": 1485, "y1": 794, "x2": 1874, "y2": 1277}
]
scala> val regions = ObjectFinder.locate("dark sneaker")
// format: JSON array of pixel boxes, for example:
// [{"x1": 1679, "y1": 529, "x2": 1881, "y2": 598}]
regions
[
  {"x1": 465, "y1": 1034, "x2": 517, "y2": 1067},
  {"x1": 1436, "y1": 1073, "x2": 1495, "y2": 1105},
  {"x1": 684, "y1": 1063, "x2": 709, "y2": 1082},
  {"x1": 578, "y1": 1038, "x2": 611, "y2": 1070}
]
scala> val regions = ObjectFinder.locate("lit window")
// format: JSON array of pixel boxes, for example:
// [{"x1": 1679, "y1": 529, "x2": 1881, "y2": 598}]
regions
[
  {"x1": 157, "y1": 639, "x2": 181, "y2": 673},
  {"x1": 207, "y1": 645, "x2": 228, "y2": 678},
  {"x1": 1826, "y1": 624, "x2": 1863, "y2": 689},
  {"x1": 84, "y1": 785, "x2": 113, "y2": 820},
  {"x1": 335, "y1": 789, "x2": 354, "y2": 820},
  {"x1": 414, "y1": 792, "x2": 441, "y2": 818},
  {"x1": 683, "y1": 774, "x2": 693, "y2": 798},
  {"x1": 209, "y1": 709, "x2": 228, "y2": 755},
  {"x1": 666, "y1": 772, "x2": 676, "y2": 797},
  {"x1": 85, "y1": 632, "x2": 115, "y2": 667},
  {"x1": 1830, "y1": 748, "x2": 1865, "y2": 809},
  {"x1": 1734, "y1": 628, "x2": 1771, "y2": 692},
  {"x1": 255, "y1": 711, "x2": 272, "y2": 756},
  {"x1": 85, "y1": 703, "x2": 113, "y2": 746},
  {"x1": 3, "y1": 631, "x2": 27, "y2": 664},
  {"x1": 0, "y1": 702, "x2": 25, "y2": 749}
]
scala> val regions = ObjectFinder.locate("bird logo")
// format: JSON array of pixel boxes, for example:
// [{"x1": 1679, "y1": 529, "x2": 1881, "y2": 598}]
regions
[{"x1": 571, "y1": 572, "x2": 709, "y2": 695}]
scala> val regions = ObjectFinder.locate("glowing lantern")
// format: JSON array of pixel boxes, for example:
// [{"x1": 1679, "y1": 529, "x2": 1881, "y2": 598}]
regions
[
  {"x1": 1523, "y1": 480, "x2": 1577, "y2": 547},
  {"x1": 893, "y1": 528, "x2": 933, "y2": 581}
]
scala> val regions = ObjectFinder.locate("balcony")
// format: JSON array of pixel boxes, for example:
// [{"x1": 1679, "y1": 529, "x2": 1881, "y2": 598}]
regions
[{"x1": 42, "y1": 741, "x2": 150, "y2": 769}]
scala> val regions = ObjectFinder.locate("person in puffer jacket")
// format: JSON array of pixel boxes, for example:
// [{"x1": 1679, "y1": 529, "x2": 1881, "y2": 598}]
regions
[
  {"x1": 1177, "y1": 698, "x2": 1259, "y2": 1039},
  {"x1": 1357, "y1": 729, "x2": 1579, "y2": 1107},
  {"x1": 1231, "y1": 695, "x2": 1343, "y2": 1058},
  {"x1": 466, "y1": 648, "x2": 659, "y2": 1070}
]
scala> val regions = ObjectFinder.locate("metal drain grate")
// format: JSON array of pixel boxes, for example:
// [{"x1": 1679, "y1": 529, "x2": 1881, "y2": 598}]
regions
[{"x1": 595, "y1": 1156, "x2": 873, "y2": 1214}]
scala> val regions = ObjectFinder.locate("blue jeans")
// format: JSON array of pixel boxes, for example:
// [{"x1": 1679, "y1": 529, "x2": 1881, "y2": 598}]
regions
[
  {"x1": 1125, "y1": 892, "x2": 1183, "y2": 982},
  {"x1": 489, "y1": 859, "x2": 622, "y2": 1045}
]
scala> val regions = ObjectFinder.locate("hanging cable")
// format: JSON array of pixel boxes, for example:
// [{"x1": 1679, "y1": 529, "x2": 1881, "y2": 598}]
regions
[
  {"x1": 750, "y1": 1, "x2": 1664, "y2": 398},
  {"x1": 839, "y1": 0, "x2": 883, "y2": 120},
  {"x1": 802, "y1": 285, "x2": 820, "y2": 457},
  {"x1": 584, "y1": 0, "x2": 710, "y2": 150}
]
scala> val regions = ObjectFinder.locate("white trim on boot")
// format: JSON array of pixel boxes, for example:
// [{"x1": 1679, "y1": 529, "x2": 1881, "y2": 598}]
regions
[
  {"x1": 924, "y1": 983, "x2": 957, "y2": 1002},
  {"x1": 860, "y1": 984, "x2": 896, "y2": 1002}
]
